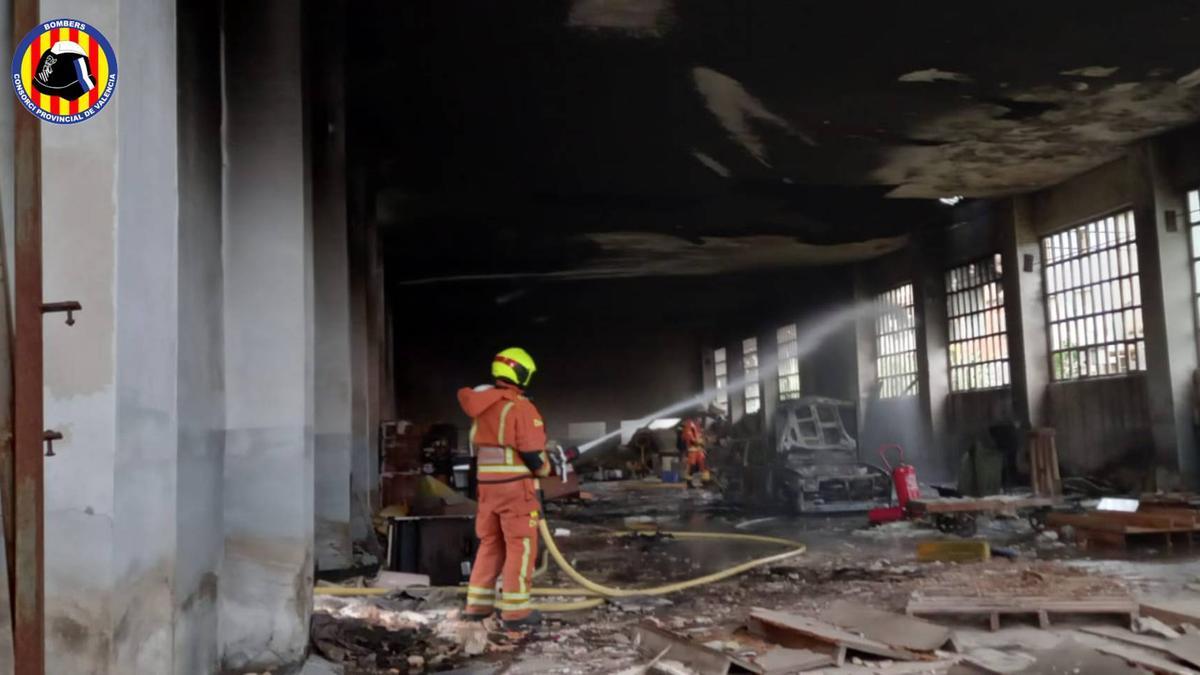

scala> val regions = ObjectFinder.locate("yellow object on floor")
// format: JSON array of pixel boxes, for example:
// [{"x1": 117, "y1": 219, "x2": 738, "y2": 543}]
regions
[{"x1": 916, "y1": 540, "x2": 991, "y2": 562}]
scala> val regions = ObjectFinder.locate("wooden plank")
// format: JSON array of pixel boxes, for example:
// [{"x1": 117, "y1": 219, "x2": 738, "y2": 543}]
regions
[
  {"x1": 1167, "y1": 635, "x2": 1200, "y2": 670},
  {"x1": 1094, "y1": 644, "x2": 1200, "y2": 675},
  {"x1": 909, "y1": 597, "x2": 1135, "y2": 612},
  {"x1": 916, "y1": 540, "x2": 991, "y2": 563},
  {"x1": 1047, "y1": 511, "x2": 1191, "y2": 534},
  {"x1": 1078, "y1": 626, "x2": 1174, "y2": 653},
  {"x1": 754, "y1": 647, "x2": 834, "y2": 674},
  {"x1": 748, "y1": 608, "x2": 919, "y2": 662},
  {"x1": 819, "y1": 600, "x2": 951, "y2": 652},
  {"x1": 1141, "y1": 600, "x2": 1200, "y2": 628},
  {"x1": 636, "y1": 624, "x2": 762, "y2": 674}
]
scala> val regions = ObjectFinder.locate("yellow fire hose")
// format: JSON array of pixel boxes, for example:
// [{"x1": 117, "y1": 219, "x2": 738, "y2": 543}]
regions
[{"x1": 316, "y1": 518, "x2": 806, "y2": 613}]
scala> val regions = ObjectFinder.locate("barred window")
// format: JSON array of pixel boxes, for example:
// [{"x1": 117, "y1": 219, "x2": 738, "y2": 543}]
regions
[
  {"x1": 777, "y1": 324, "x2": 801, "y2": 401},
  {"x1": 1042, "y1": 211, "x2": 1144, "y2": 381},
  {"x1": 1190, "y1": 190, "x2": 1200, "y2": 347},
  {"x1": 876, "y1": 284, "x2": 918, "y2": 398},
  {"x1": 743, "y1": 337, "x2": 761, "y2": 414},
  {"x1": 946, "y1": 254, "x2": 1009, "y2": 391},
  {"x1": 712, "y1": 348, "x2": 728, "y2": 414}
]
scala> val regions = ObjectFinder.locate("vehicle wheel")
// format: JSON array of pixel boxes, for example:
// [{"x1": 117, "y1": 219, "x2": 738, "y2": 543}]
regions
[
  {"x1": 953, "y1": 513, "x2": 978, "y2": 537},
  {"x1": 1027, "y1": 509, "x2": 1048, "y2": 532},
  {"x1": 935, "y1": 515, "x2": 955, "y2": 533}
]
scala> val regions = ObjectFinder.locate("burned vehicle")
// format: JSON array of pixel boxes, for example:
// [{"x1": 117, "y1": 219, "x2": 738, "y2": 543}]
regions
[{"x1": 770, "y1": 397, "x2": 891, "y2": 512}]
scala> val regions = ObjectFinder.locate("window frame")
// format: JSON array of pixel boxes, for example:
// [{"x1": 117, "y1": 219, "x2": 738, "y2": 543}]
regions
[
  {"x1": 875, "y1": 283, "x2": 919, "y2": 399},
  {"x1": 776, "y1": 323, "x2": 801, "y2": 401},
  {"x1": 945, "y1": 253, "x2": 1010, "y2": 392},
  {"x1": 742, "y1": 336, "x2": 761, "y2": 415},
  {"x1": 712, "y1": 347, "x2": 728, "y2": 414},
  {"x1": 1189, "y1": 188, "x2": 1200, "y2": 361},
  {"x1": 1040, "y1": 208, "x2": 1145, "y2": 382}
]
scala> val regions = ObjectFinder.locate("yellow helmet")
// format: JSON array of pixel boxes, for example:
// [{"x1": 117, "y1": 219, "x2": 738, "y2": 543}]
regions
[{"x1": 492, "y1": 347, "x2": 537, "y2": 387}]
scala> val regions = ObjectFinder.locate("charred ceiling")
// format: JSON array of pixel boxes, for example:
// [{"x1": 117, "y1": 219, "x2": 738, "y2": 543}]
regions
[{"x1": 349, "y1": 0, "x2": 1200, "y2": 283}]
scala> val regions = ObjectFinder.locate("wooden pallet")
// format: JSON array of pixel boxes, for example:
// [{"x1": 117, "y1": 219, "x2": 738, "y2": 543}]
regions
[
  {"x1": 907, "y1": 496, "x2": 1054, "y2": 516},
  {"x1": 1046, "y1": 511, "x2": 1200, "y2": 550},
  {"x1": 1028, "y1": 429, "x2": 1061, "y2": 497},
  {"x1": 906, "y1": 596, "x2": 1138, "y2": 631}
]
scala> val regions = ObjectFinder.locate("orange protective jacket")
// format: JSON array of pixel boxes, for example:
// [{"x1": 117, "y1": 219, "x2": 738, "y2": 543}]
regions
[
  {"x1": 682, "y1": 419, "x2": 704, "y2": 448},
  {"x1": 458, "y1": 383, "x2": 550, "y2": 480}
]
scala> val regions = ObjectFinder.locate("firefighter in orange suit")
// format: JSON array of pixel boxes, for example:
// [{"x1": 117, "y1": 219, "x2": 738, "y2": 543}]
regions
[
  {"x1": 459, "y1": 347, "x2": 575, "y2": 628},
  {"x1": 681, "y1": 416, "x2": 709, "y2": 482}
]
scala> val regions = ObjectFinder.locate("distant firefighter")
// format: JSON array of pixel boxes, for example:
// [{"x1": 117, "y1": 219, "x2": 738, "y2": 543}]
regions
[{"x1": 681, "y1": 416, "x2": 710, "y2": 483}]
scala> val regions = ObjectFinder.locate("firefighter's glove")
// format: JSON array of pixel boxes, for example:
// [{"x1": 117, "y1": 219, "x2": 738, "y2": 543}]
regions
[{"x1": 549, "y1": 444, "x2": 579, "y2": 481}]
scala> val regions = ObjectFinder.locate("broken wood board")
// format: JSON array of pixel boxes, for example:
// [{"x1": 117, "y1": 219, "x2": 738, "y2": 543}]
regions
[
  {"x1": 753, "y1": 647, "x2": 834, "y2": 674},
  {"x1": 805, "y1": 660, "x2": 960, "y2": 675},
  {"x1": 1078, "y1": 625, "x2": 1174, "y2": 653},
  {"x1": 1047, "y1": 510, "x2": 1200, "y2": 532},
  {"x1": 916, "y1": 540, "x2": 991, "y2": 563},
  {"x1": 1167, "y1": 635, "x2": 1200, "y2": 670},
  {"x1": 819, "y1": 600, "x2": 951, "y2": 652},
  {"x1": 747, "y1": 608, "x2": 920, "y2": 663},
  {"x1": 1094, "y1": 643, "x2": 1200, "y2": 675},
  {"x1": 908, "y1": 496, "x2": 1054, "y2": 515},
  {"x1": 906, "y1": 596, "x2": 1137, "y2": 631},
  {"x1": 636, "y1": 623, "x2": 762, "y2": 675},
  {"x1": 1143, "y1": 600, "x2": 1200, "y2": 629}
]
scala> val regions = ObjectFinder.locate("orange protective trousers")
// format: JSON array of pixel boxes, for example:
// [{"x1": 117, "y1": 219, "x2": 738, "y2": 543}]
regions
[
  {"x1": 685, "y1": 447, "x2": 707, "y2": 475},
  {"x1": 463, "y1": 478, "x2": 540, "y2": 620}
]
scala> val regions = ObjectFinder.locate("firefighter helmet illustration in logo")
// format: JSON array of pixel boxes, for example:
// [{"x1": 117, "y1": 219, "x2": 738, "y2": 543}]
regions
[{"x1": 11, "y1": 19, "x2": 118, "y2": 124}]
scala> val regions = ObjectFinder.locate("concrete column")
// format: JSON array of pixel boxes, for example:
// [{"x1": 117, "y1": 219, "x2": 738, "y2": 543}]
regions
[
  {"x1": 999, "y1": 196, "x2": 1050, "y2": 430},
  {"x1": 174, "y1": 0, "x2": 225, "y2": 671},
  {"x1": 310, "y1": 0, "x2": 354, "y2": 571},
  {"x1": 347, "y1": 167, "x2": 375, "y2": 543},
  {"x1": 42, "y1": 1, "x2": 121, "y2": 672},
  {"x1": 220, "y1": 0, "x2": 314, "y2": 670},
  {"x1": 110, "y1": 0, "x2": 182, "y2": 671},
  {"x1": 1129, "y1": 141, "x2": 1200, "y2": 488},
  {"x1": 913, "y1": 235, "x2": 951, "y2": 478}
]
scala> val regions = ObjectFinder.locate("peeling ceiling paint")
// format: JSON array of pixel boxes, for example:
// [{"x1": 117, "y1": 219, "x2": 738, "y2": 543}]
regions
[
  {"x1": 691, "y1": 150, "x2": 731, "y2": 177},
  {"x1": 1061, "y1": 66, "x2": 1119, "y2": 78},
  {"x1": 876, "y1": 78, "x2": 1200, "y2": 198},
  {"x1": 568, "y1": 0, "x2": 672, "y2": 36},
  {"x1": 397, "y1": 232, "x2": 908, "y2": 285},
  {"x1": 692, "y1": 66, "x2": 814, "y2": 166},
  {"x1": 898, "y1": 69, "x2": 973, "y2": 83},
  {"x1": 1179, "y1": 67, "x2": 1200, "y2": 89}
]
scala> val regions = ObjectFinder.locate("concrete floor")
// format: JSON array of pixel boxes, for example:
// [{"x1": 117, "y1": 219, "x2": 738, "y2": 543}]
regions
[{"x1": 306, "y1": 479, "x2": 1200, "y2": 674}]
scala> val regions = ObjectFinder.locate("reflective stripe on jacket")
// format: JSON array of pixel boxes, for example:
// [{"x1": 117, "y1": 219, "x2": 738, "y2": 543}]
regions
[{"x1": 458, "y1": 383, "x2": 549, "y2": 478}]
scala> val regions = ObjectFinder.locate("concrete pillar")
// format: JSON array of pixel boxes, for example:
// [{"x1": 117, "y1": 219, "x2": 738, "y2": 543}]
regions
[
  {"x1": 913, "y1": 235, "x2": 951, "y2": 478},
  {"x1": 219, "y1": 0, "x2": 314, "y2": 669},
  {"x1": 310, "y1": 0, "x2": 354, "y2": 571},
  {"x1": 41, "y1": 1, "x2": 121, "y2": 672},
  {"x1": 1129, "y1": 141, "x2": 1200, "y2": 488},
  {"x1": 999, "y1": 196, "x2": 1050, "y2": 430},
  {"x1": 174, "y1": 0, "x2": 225, "y2": 671},
  {"x1": 41, "y1": 1, "x2": 191, "y2": 672},
  {"x1": 110, "y1": 1, "x2": 182, "y2": 671},
  {"x1": 347, "y1": 167, "x2": 375, "y2": 543}
]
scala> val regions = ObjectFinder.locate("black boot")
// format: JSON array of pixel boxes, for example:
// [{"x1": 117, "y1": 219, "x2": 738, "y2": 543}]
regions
[{"x1": 502, "y1": 610, "x2": 543, "y2": 630}]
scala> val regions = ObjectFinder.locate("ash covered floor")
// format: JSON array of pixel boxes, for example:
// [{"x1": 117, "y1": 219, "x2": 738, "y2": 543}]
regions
[{"x1": 307, "y1": 482, "x2": 1200, "y2": 674}]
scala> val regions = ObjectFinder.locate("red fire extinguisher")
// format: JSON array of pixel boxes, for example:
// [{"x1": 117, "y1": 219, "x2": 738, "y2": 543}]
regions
[
  {"x1": 880, "y1": 443, "x2": 920, "y2": 508},
  {"x1": 868, "y1": 444, "x2": 920, "y2": 525}
]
